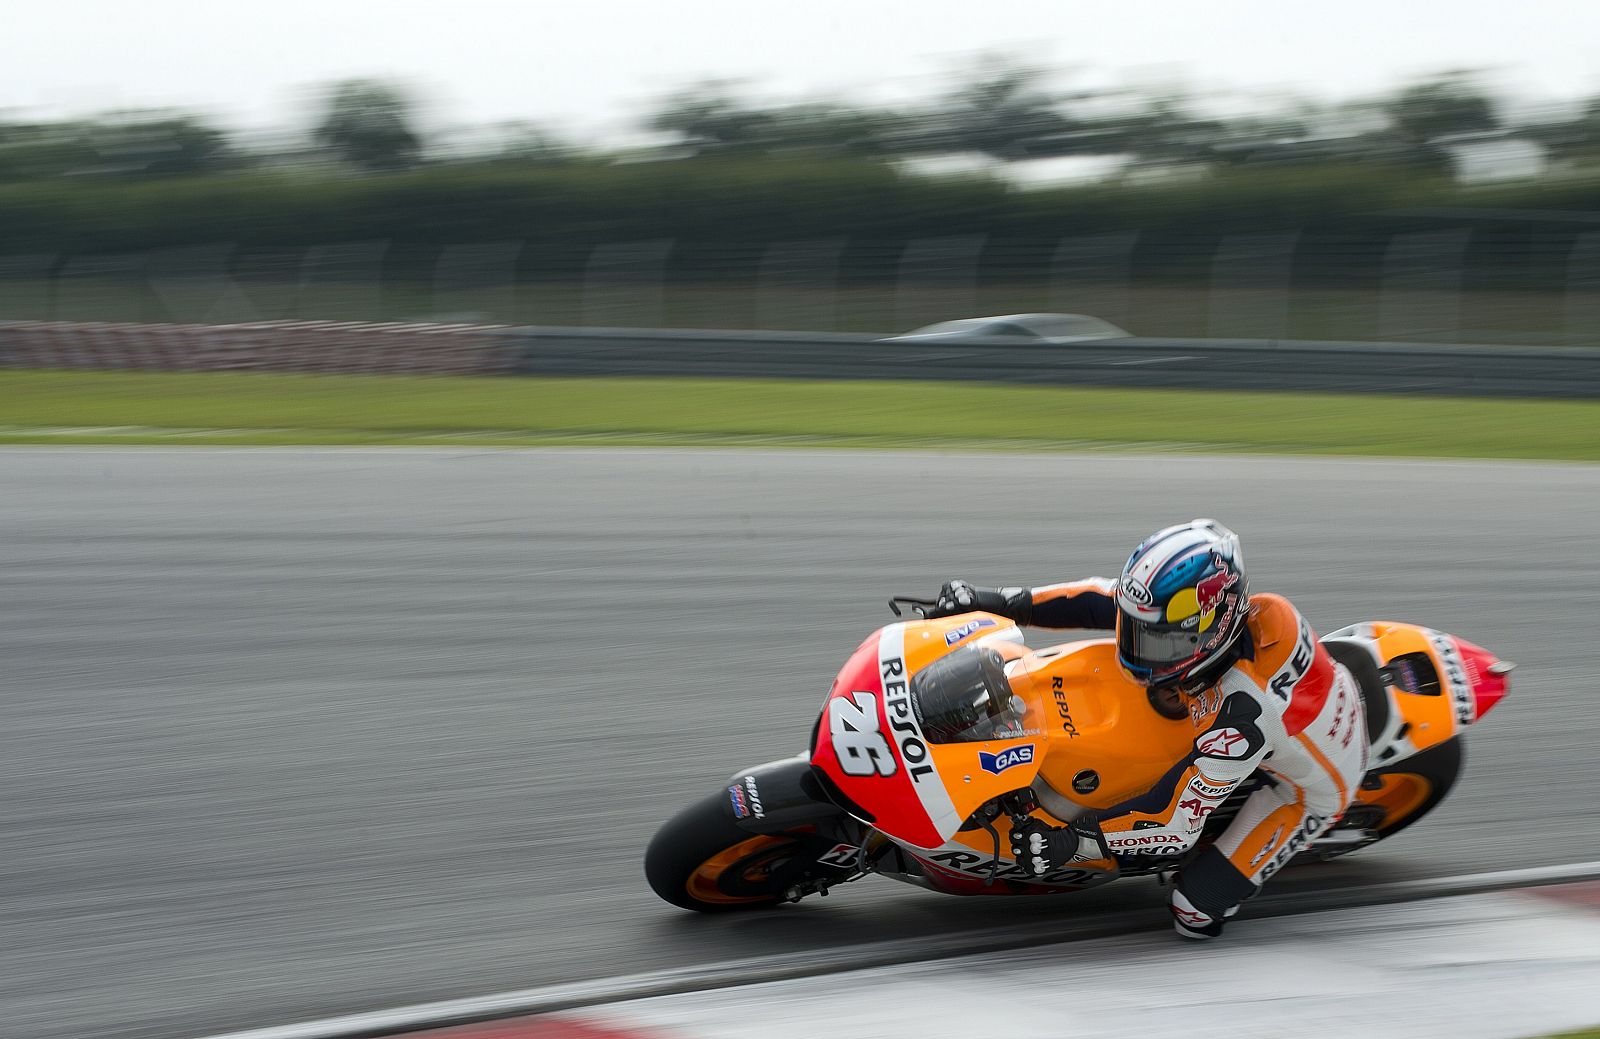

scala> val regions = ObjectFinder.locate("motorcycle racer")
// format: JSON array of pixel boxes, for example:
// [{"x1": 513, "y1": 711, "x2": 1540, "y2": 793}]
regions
[{"x1": 927, "y1": 519, "x2": 1366, "y2": 939}]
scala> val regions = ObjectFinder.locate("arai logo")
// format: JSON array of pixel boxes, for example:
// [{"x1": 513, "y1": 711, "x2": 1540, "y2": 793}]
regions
[
  {"x1": 1120, "y1": 577, "x2": 1154, "y2": 607},
  {"x1": 978, "y1": 744, "x2": 1035, "y2": 775}
]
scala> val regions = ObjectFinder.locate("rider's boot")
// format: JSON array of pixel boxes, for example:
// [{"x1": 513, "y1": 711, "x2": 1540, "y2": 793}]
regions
[
  {"x1": 1169, "y1": 889, "x2": 1241, "y2": 939},
  {"x1": 1169, "y1": 846, "x2": 1257, "y2": 940}
]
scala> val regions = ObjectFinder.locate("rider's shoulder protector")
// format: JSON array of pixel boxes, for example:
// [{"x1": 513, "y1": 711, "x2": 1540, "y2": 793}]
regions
[{"x1": 1233, "y1": 593, "x2": 1337, "y2": 737}]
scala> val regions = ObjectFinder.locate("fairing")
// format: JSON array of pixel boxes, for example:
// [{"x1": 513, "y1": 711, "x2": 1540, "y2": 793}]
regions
[
  {"x1": 1454, "y1": 636, "x2": 1512, "y2": 720},
  {"x1": 810, "y1": 615, "x2": 1509, "y2": 894},
  {"x1": 810, "y1": 615, "x2": 1037, "y2": 850},
  {"x1": 1323, "y1": 621, "x2": 1512, "y2": 760}
]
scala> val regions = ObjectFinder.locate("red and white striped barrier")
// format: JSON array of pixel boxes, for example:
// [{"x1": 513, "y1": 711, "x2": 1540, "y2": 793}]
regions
[{"x1": 0, "y1": 321, "x2": 514, "y2": 376}]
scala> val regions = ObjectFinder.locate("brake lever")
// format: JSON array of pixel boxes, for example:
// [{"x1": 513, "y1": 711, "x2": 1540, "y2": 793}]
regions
[{"x1": 888, "y1": 595, "x2": 938, "y2": 618}]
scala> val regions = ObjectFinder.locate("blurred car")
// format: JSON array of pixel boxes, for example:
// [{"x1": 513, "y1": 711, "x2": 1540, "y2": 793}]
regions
[{"x1": 880, "y1": 313, "x2": 1131, "y2": 343}]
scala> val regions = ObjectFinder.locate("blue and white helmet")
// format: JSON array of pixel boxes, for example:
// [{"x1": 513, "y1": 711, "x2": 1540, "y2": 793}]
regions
[{"x1": 1115, "y1": 519, "x2": 1250, "y2": 691}]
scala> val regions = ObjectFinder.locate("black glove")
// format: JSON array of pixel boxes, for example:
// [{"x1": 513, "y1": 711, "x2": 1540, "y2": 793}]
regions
[
  {"x1": 928, "y1": 580, "x2": 1032, "y2": 623},
  {"x1": 1008, "y1": 817, "x2": 1083, "y2": 876}
]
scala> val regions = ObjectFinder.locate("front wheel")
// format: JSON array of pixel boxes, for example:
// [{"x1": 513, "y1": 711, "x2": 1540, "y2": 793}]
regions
[{"x1": 644, "y1": 789, "x2": 850, "y2": 912}]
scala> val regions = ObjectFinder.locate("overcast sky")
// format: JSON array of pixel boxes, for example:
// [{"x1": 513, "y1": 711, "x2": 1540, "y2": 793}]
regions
[{"x1": 10, "y1": 0, "x2": 1600, "y2": 139}]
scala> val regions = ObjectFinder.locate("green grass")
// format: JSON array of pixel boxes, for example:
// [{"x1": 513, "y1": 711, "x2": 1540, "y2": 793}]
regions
[{"x1": 2, "y1": 369, "x2": 1597, "y2": 459}]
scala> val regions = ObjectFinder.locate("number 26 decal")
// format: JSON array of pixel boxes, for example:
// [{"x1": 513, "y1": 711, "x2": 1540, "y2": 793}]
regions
[{"x1": 828, "y1": 692, "x2": 898, "y2": 777}]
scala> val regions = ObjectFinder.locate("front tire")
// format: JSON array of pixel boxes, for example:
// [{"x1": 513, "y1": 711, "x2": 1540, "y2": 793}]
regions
[{"x1": 644, "y1": 789, "x2": 843, "y2": 913}]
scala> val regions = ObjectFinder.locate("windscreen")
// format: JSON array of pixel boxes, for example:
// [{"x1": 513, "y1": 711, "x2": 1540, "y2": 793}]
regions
[{"x1": 910, "y1": 644, "x2": 1028, "y2": 743}]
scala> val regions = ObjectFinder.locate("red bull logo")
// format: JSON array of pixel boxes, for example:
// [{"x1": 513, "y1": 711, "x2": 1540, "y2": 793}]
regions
[{"x1": 1195, "y1": 568, "x2": 1237, "y2": 616}]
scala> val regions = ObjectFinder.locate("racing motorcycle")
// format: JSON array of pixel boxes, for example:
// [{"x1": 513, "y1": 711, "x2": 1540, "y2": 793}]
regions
[{"x1": 645, "y1": 600, "x2": 1512, "y2": 911}]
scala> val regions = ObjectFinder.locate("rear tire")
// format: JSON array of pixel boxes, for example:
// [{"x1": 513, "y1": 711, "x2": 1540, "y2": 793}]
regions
[
  {"x1": 1290, "y1": 737, "x2": 1464, "y2": 867},
  {"x1": 644, "y1": 789, "x2": 842, "y2": 913},
  {"x1": 1355, "y1": 736, "x2": 1463, "y2": 839}
]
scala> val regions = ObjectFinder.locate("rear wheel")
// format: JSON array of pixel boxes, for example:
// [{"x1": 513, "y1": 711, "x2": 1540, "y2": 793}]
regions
[
  {"x1": 1301, "y1": 737, "x2": 1464, "y2": 864},
  {"x1": 644, "y1": 789, "x2": 847, "y2": 913},
  {"x1": 1354, "y1": 736, "x2": 1463, "y2": 839}
]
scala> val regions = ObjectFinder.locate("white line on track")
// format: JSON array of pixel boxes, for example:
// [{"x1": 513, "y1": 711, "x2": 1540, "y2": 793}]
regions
[{"x1": 193, "y1": 860, "x2": 1600, "y2": 1039}]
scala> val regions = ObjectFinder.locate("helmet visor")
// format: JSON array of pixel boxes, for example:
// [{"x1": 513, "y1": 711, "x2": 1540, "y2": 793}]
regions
[
  {"x1": 1117, "y1": 614, "x2": 1207, "y2": 675},
  {"x1": 910, "y1": 645, "x2": 1027, "y2": 743}
]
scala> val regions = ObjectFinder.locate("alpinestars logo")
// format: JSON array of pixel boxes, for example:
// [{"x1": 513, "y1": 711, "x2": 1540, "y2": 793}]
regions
[{"x1": 1197, "y1": 727, "x2": 1252, "y2": 759}]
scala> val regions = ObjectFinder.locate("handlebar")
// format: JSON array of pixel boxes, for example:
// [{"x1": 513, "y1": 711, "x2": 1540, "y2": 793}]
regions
[{"x1": 888, "y1": 595, "x2": 938, "y2": 618}]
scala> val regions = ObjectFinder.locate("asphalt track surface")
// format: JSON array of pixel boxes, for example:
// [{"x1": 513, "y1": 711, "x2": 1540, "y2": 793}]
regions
[{"x1": 5, "y1": 447, "x2": 1598, "y2": 1039}]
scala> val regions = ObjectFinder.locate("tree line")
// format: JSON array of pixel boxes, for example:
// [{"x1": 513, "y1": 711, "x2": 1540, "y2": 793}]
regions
[{"x1": 4, "y1": 66, "x2": 1600, "y2": 182}]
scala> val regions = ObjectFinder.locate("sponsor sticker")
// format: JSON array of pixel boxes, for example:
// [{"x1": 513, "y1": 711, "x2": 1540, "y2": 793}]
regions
[
  {"x1": 1051, "y1": 676, "x2": 1079, "y2": 737},
  {"x1": 1178, "y1": 798, "x2": 1216, "y2": 832},
  {"x1": 727, "y1": 784, "x2": 750, "y2": 819},
  {"x1": 1197, "y1": 727, "x2": 1253, "y2": 759},
  {"x1": 1195, "y1": 567, "x2": 1237, "y2": 615},
  {"x1": 1249, "y1": 825, "x2": 1285, "y2": 869},
  {"x1": 978, "y1": 744, "x2": 1035, "y2": 775},
  {"x1": 1072, "y1": 769, "x2": 1100, "y2": 794},
  {"x1": 882, "y1": 655, "x2": 937, "y2": 784},
  {"x1": 944, "y1": 617, "x2": 998, "y2": 645},
  {"x1": 1325, "y1": 676, "x2": 1358, "y2": 749},
  {"x1": 918, "y1": 848, "x2": 1102, "y2": 887},
  {"x1": 1106, "y1": 832, "x2": 1184, "y2": 849},
  {"x1": 1257, "y1": 813, "x2": 1327, "y2": 881},
  {"x1": 1427, "y1": 631, "x2": 1475, "y2": 725},
  {"x1": 1120, "y1": 577, "x2": 1154, "y2": 608},
  {"x1": 1185, "y1": 775, "x2": 1232, "y2": 801},
  {"x1": 817, "y1": 843, "x2": 860, "y2": 869},
  {"x1": 1189, "y1": 686, "x2": 1222, "y2": 727},
  {"x1": 1267, "y1": 618, "x2": 1317, "y2": 702},
  {"x1": 742, "y1": 775, "x2": 765, "y2": 819}
]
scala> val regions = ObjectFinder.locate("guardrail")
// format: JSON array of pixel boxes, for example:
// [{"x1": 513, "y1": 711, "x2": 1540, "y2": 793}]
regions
[
  {"x1": 0, "y1": 321, "x2": 514, "y2": 375},
  {"x1": 4, "y1": 321, "x2": 1597, "y2": 398},
  {"x1": 506, "y1": 327, "x2": 1600, "y2": 399}
]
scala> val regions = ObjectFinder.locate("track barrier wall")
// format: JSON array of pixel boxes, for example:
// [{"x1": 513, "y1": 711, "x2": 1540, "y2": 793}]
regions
[
  {"x1": 0, "y1": 321, "x2": 515, "y2": 376},
  {"x1": 4, "y1": 320, "x2": 1598, "y2": 398},
  {"x1": 5, "y1": 220, "x2": 1600, "y2": 345}
]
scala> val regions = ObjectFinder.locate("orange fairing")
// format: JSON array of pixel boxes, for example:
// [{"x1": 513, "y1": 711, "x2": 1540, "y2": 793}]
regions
[
  {"x1": 1324, "y1": 614, "x2": 1510, "y2": 752},
  {"x1": 811, "y1": 611, "x2": 1201, "y2": 851},
  {"x1": 811, "y1": 614, "x2": 1033, "y2": 850},
  {"x1": 1355, "y1": 621, "x2": 1507, "y2": 749},
  {"x1": 1009, "y1": 641, "x2": 1201, "y2": 811}
]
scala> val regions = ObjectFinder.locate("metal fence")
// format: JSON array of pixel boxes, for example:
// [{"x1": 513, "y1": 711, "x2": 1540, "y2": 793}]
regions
[
  {"x1": 2, "y1": 222, "x2": 1599, "y2": 346},
  {"x1": 5, "y1": 319, "x2": 1598, "y2": 398},
  {"x1": 506, "y1": 327, "x2": 1600, "y2": 399}
]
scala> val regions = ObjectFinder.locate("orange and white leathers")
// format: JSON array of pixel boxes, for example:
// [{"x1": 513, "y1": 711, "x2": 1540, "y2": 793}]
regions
[{"x1": 1023, "y1": 581, "x2": 1367, "y2": 933}]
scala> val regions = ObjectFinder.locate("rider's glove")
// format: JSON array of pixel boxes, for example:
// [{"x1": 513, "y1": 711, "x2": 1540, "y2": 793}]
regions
[
  {"x1": 928, "y1": 580, "x2": 1032, "y2": 624},
  {"x1": 1008, "y1": 817, "x2": 1082, "y2": 876}
]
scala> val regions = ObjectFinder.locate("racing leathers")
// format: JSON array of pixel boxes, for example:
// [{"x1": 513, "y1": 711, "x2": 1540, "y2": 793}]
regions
[{"x1": 978, "y1": 578, "x2": 1368, "y2": 939}]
